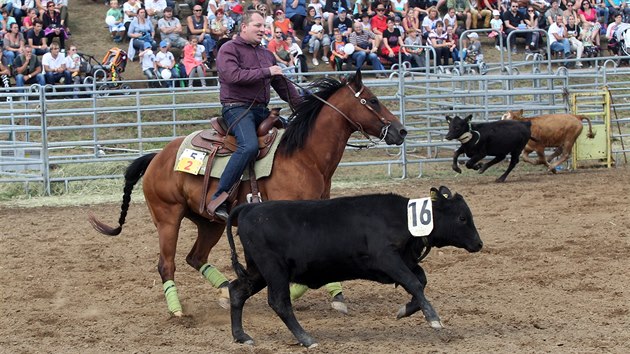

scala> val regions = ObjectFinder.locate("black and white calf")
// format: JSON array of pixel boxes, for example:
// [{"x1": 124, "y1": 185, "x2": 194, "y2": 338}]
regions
[
  {"x1": 445, "y1": 114, "x2": 532, "y2": 182},
  {"x1": 226, "y1": 187, "x2": 483, "y2": 348}
]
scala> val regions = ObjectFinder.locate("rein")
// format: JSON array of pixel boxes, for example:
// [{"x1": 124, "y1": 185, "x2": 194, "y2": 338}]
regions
[{"x1": 283, "y1": 76, "x2": 392, "y2": 149}]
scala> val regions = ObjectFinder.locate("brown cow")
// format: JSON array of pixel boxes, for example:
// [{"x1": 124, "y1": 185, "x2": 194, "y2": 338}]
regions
[{"x1": 501, "y1": 109, "x2": 595, "y2": 173}]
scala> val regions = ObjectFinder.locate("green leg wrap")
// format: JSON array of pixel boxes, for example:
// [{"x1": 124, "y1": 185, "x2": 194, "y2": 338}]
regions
[
  {"x1": 325, "y1": 282, "x2": 343, "y2": 298},
  {"x1": 200, "y1": 263, "x2": 229, "y2": 288},
  {"x1": 163, "y1": 280, "x2": 183, "y2": 314},
  {"x1": 290, "y1": 283, "x2": 309, "y2": 301}
]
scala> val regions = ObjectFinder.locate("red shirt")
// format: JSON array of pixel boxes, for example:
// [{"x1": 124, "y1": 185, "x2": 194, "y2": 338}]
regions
[{"x1": 370, "y1": 15, "x2": 388, "y2": 34}]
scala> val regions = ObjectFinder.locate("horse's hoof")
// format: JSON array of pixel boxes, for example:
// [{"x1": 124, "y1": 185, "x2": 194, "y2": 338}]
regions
[
  {"x1": 172, "y1": 310, "x2": 183, "y2": 317},
  {"x1": 429, "y1": 320, "x2": 444, "y2": 329},
  {"x1": 218, "y1": 286, "x2": 230, "y2": 310}
]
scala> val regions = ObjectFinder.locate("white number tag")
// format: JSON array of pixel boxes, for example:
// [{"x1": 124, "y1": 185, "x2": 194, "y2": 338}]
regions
[
  {"x1": 175, "y1": 149, "x2": 207, "y2": 175},
  {"x1": 407, "y1": 197, "x2": 434, "y2": 237}
]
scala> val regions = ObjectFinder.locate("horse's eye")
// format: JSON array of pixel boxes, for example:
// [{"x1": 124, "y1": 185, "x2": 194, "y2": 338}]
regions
[{"x1": 369, "y1": 97, "x2": 379, "y2": 105}]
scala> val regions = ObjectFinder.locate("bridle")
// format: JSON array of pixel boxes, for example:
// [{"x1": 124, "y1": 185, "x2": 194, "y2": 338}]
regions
[{"x1": 284, "y1": 76, "x2": 395, "y2": 149}]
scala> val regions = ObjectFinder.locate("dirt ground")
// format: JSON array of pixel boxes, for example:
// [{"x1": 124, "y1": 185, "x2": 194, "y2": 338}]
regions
[{"x1": 1, "y1": 166, "x2": 629, "y2": 354}]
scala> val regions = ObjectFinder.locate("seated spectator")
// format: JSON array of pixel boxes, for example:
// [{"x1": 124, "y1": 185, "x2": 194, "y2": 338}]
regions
[
  {"x1": 128, "y1": 8, "x2": 157, "y2": 54},
  {"x1": 21, "y1": 8, "x2": 38, "y2": 33},
  {"x1": 421, "y1": 6, "x2": 441, "y2": 40},
  {"x1": 145, "y1": 0, "x2": 167, "y2": 27},
  {"x1": 429, "y1": 20, "x2": 454, "y2": 69},
  {"x1": 577, "y1": 0, "x2": 600, "y2": 47},
  {"x1": 50, "y1": 0, "x2": 69, "y2": 28},
  {"x1": 210, "y1": 8, "x2": 232, "y2": 40},
  {"x1": 286, "y1": 35, "x2": 308, "y2": 80},
  {"x1": 155, "y1": 40, "x2": 180, "y2": 87},
  {"x1": 402, "y1": 8, "x2": 419, "y2": 34},
  {"x1": 41, "y1": 43, "x2": 71, "y2": 88},
  {"x1": 330, "y1": 28, "x2": 350, "y2": 71},
  {"x1": 381, "y1": 17, "x2": 409, "y2": 63},
  {"x1": 323, "y1": 0, "x2": 352, "y2": 35},
  {"x1": 566, "y1": 14, "x2": 584, "y2": 67},
  {"x1": 359, "y1": 12, "x2": 371, "y2": 31},
  {"x1": 446, "y1": 24, "x2": 461, "y2": 61},
  {"x1": 106, "y1": 0, "x2": 126, "y2": 43},
  {"x1": 13, "y1": 44, "x2": 45, "y2": 91},
  {"x1": 228, "y1": 3, "x2": 243, "y2": 28},
  {"x1": 158, "y1": 6, "x2": 187, "y2": 48},
  {"x1": 187, "y1": 0, "x2": 209, "y2": 16},
  {"x1": 470, "y1": 0, "x2": 492, "y2": 29},
  {"x1": 593, "y1": 0, "x2": 609, "y2": 31},
  {"x1": 349, "y1": 21, "x2": 385, "y2": 71},
  {"x1": 182, "y1": 35, "x2": 206, "y2": 87},
  {"x1": 404, "y1": 28, "x2": 425, "y2": 68},
  {"x1": 504, "y1": 0, "x2": 526, "y2": 53},
  {"x1": 548, "y1": 15, "x2": 573, "y2": 65},
  {"x1": 139, "y1": 42, "x2": 159, "y2": 87},
  {"x1": 444, "y1": 2, "x2": 470, "y2": 34},
  {"x1": 607, "y1": 0, "x2": 630, "y2": 23},
  {"x1": 563, "y1": 1, "x2": 580, "y2": 25},
  {"x1": 64, "y1": 45, "x2": 82, "y2": 98},
  {"x1": 11, "y1": 0, "x2": 34, "y2": 27},
  {"x1": 332, "y1": 7, "x2": 353, "y2": 38},
  {"x1": 370, "y1": 3, "x2": 389, "y2": 49},
  {"x1": 273, "y1": 9, "x2": 293, "y2": 37},
  {"x1": 267, "y1": 28, "x2": 295, "y2": 73},
  {"x1": 524, "y1": 5, "x2": 541, "y2": 52},
  {"x1": 3, "y1": 22, "x2": 24, "y2": 65},
  {"x1": 1, "y1": 7, "x2": 16, "y2": 32},
  {"x1": 123, "y1": 0, "x2": 142, "y2": 34},
  {"x1": 26, "y1": 19, "x2": 48, "y2": 56},
  {"x1": 489, "y1": 9, "x2": 507, "y2": 49},
  {"x1": 579, "y1": 18, "x2": 598, "y2": 56},
  {"x1": 187, "y1": 4, "x2": 216, "y2": 66},
  {"x1": 306, "y1": 13, "x2": 330, "y2": 65},
  {"x1": 285, "y1": 0, "x2": 307, "y2": 33},
  {"x1": 545, "y1": 1, "x2": 563, "y2": 30},
  {"x1": 390, "y1": 0, "x2": 407, "y2": 18},
  {"x1": 0, "y1": 47, "x2": 11, "y2": 89},
  {"x1": 354, "y1": 0, "x2": 374, "y2": 18},
  {"x1": 461, "y1": 31, "x2": 483, "y2": 63},
  {"x1": 42, "y1": 1, "x2": 69, "y2": 50}
]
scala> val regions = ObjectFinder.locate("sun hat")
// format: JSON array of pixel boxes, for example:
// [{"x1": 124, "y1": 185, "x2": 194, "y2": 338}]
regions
[
  {"x1": 160, "y1": 40, "x2": 168, "y2": 48},
  {"x1": 314, "y1": 14, "x2": 322, "y2": 19},
  {"x1": 144, "y1": 42, "x2": 152, "y2": 49},
  {"x1": 467, "y1": 32, "x2": 479, "y2": 39},
  {"x1": 492, "y1": 9, "x2": 500, "y2": 16}
]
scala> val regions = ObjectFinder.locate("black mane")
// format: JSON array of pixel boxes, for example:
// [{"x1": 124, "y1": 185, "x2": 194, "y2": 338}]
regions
[{"x1": 278, "y1": 77, "x2": 346, "y2": 156}]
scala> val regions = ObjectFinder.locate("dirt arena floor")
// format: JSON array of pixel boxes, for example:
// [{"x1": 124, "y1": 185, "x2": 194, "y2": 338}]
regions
[{"x1": 1, "y1": 166, "x2": 629, "y2": 354}]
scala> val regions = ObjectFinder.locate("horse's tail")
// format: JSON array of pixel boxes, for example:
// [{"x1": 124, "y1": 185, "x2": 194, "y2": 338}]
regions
[
  {"x1": 88, "y1": 153, "x2": 157, "y2": 236},
  {"x1": 578, "y1": 115, "x2": 596, "y2": 138},
  {"x1": 226, "y1": 203, "x2": 253, "y2": 279}
]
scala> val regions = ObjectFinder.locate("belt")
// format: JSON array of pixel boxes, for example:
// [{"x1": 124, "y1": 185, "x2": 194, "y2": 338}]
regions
[{"x1": 222, "y1": 102, "x2": 267, "y2": 108}]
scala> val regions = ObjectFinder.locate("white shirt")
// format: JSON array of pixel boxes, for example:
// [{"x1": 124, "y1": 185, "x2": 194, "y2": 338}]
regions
[
  {"x1": 41, "y1": 52, "x2": 66, "y2": 72},
  {"x1": 145, "y1": 0, "x2": 167, "y2": 12},
  {"x1": 548, "y1": 22, "x2": 565, "y2": 45},
  {"x1": 140, "y1": 50, "x2": 155, "y2": 71},
  {"x1": 123, "y1": 1, "x2": 142, "y2": 23},
  {"x1": 155, "y1": 50, "x2": 175, "y2": 68}
]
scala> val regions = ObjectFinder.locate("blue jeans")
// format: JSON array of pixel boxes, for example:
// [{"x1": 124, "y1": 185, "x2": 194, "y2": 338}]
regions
[
  {"x1": 15, "y1": 73, "x2": 47, "y2": 92},
  {"x1": 200, "y1": 34, "x2": 216, "y2": 60},
  {"x1": 597, "y1": 7, "x2": 610, "y2": 27},
  {"x1": 352, "y1": 51, "x2": 385, "y2": 71},
  {"x1": 212, "y1": 104, "x2": 269, "y2": 199},
  {"x1": 550, "y1": 40, "x2": 571, "y2": 55},
  {"x1": 2, "y1": 50, "x2": 16, "y2": 65}
]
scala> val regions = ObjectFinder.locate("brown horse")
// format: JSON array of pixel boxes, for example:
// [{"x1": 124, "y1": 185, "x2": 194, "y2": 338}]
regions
[{"x1": 89, "y1": 71, "x2": 407, "y2": 317}]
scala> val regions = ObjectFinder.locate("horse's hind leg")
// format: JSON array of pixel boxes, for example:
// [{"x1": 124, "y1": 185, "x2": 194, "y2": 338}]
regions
[
  {"x1": 186, "y1": 215, "x2": 230, "y2": 309},
  {"x1": 153, "y1": 207, "x2": 186, "y2": 316}
]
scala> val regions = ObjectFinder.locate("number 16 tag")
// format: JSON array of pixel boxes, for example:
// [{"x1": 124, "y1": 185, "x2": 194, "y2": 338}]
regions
[{"x1": 407, "y1": 198, "x2": 434, "y2": 237}]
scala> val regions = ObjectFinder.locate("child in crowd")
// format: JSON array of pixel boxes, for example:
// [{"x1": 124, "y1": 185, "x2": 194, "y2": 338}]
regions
[
  {"x1": 404, "y1": 28, "x2": 425, "y2": 68},
  {"x1": 330, "y1": 28, "x2": 349, "y2": 71},
  {"x1": 489, "y1": 9, "x2": 506, "y2": 50},
  {"x1": 461, "y1": 32, "x2": 483, "y2": 64},
  {"x1": 308, "y1": 0, "x2": 324, "y2": 18},
  {"x1": 446, "y1": 25, "x2": 460, "y2": 62},
  {"x1": 155, "y1": 40, "x2": 180, "y2": 88},
  {"x1": 183, "y1": 35, "x2": 206, "y2": 87},
  {"x1": 106, "y1": 0, "x2": 126, "y2": 43},
  {"x1": 140, "y1": 41, "x2": 159, "y2": 87},
  {"x1": 286, "y1": 35, "x2": 308, "y2": 81},
  {"x1": 360, "y1": 13, "x2": 371, "y2": 31}
]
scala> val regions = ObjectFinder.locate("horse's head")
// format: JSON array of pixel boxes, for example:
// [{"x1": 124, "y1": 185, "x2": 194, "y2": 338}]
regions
[{"x1": 339, "y1": 70, "x2": 407, "y2": 145}]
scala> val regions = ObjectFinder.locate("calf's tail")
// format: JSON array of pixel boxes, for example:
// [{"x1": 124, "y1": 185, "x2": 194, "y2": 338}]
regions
[
  {"x1": 579, "y1": 116, "x2": 596, "y2": 138},
  {"x1": 226, "y1": 204, "x2": 250, "y2": 279},
  {"x1": 89, "y1": 153, "x2": 157, "y2": 236}
]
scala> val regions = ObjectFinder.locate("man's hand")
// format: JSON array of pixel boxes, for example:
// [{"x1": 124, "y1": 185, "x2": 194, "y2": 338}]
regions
[{"x1": 269, "y1": 65, "x2": 284, "y2": 76}]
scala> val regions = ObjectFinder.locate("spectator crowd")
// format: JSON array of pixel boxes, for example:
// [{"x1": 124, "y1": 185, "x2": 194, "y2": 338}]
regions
[{"x1": 1, "y1": 0, "x2": 630, "y2": 94}]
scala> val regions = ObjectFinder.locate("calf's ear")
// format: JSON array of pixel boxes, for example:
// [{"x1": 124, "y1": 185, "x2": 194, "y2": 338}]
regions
[
  {"x1": 430, "y1": 187, "x2": 446, "y2": 202},
  {"x1": 445, "y1": 115, "x2": 452, "y2": 123},
  {"x1": 438, "y1": 186, "x2": 452, "y2": 199},
  {"x1": 518, "y1": 109, "x2": 524, "y2": 116}
]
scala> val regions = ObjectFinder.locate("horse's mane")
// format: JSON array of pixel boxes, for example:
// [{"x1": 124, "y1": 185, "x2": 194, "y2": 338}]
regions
[{"x1": 278, "y1": 77, "x2": 346, "y2": 156}]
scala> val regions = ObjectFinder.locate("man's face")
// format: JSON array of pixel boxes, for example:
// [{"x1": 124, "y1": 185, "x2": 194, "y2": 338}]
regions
[
  {"x1": 164, "y1": 10, "x2": 172, "y2": 19},
  {"x1": 50, "y1": 46, "x2": 60, "y2": 57},
  {"x1": 376, "y1": 7, "x2": 385, "y2": 16},
  {"x1": 353, "y1": 23, "x2": 362, "y2": 32},
  {"x1": 557, "y1": 16, "x2": 564, "y2": 25},
  {"x1": 193, "y1": 7, "x2": 202, "y2": 16},
  {"x1": 35, "y1": 23, "x2": 42, "y2": 32},
  {"x1": 339, "y1": 11, "x2": 346, "y2": 19},
  {"x1": 511, "y1": 3, "x2": 519, "y2": 13},
  {"x1": 240, "y1": 13, "x2": 265, "y2": 45}
]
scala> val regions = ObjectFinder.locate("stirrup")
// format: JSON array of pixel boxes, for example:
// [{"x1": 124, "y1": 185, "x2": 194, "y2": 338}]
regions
[{"x1": 207, "y1": 191, "x2": 229, "y2": 221}]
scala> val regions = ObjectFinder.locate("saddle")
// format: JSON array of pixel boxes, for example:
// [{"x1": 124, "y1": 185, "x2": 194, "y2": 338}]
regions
[{"x1": 192, "y1": 108, "x2": 284, "y2": 220}]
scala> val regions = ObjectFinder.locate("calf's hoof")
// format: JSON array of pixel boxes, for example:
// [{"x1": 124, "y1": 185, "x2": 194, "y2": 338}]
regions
[
  {"x1": 297, "y1": 335, "x2": 318, "y2": 348},
  {"x1": 495, "y1": 177, "x2": 506, "y2": 183},
  {"x1": 396, "y1": 305, "x2": 408, "y2": 319},
  {"x1": 234, "y1": 333, "x2": 255, "y2": 345},
  {"x1": 218, "y1": 286, "x2": 230, "y2": 310},
  {"x1": 452, "y1": 166, "x2": 462, "y2": 174},
  {"x1": 331, "y1": 294, "x2": 348, "y2": 315},
  {"x1": 429, "y1": 320, "x2": 444, "y2": 329}
]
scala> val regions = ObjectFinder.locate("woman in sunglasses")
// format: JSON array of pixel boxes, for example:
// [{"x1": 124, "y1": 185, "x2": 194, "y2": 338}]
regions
[{"x1": 578, "y1": 0, "x2": 601, "y2": 47}]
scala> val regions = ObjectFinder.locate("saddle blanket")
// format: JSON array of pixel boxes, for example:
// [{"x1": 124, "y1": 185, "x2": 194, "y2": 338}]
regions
[{"x1": 174, "y1": 129, "x2": 284, "y2": 180}]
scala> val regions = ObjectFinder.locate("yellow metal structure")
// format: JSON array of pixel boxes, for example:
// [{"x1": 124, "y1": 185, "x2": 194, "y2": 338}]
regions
[{"x1": 570, "y1": 90, "x2": 612, "y2": 169}]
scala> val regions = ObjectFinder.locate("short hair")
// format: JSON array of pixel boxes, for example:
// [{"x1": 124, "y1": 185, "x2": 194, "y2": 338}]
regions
[
  {"x1": 33, "y1": 18, "x2": 43, "y2": 26},
  {"x1": 241, "y1": 10, "x2": 263, "y2": 26}
]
